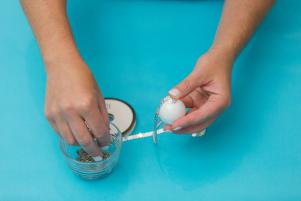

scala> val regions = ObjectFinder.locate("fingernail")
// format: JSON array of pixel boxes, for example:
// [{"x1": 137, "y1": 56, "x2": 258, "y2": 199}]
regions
[
  {"x1": 173, "y1": 127, "x2": 182, "y2": 131},
  {"x1": 169, "y1": 88, "x2": 180, "y2": 98},
  {"x1": 192, "y1": 129, "x2": 206, "y2": 137}
]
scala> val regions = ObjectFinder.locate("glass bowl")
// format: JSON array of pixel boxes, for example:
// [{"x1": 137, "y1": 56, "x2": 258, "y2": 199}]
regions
[{"x1": 59, "y1": 123, "x2": 122, "y2": 180}]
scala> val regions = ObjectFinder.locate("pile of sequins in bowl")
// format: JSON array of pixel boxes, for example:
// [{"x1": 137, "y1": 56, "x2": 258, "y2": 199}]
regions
[{"x1": 59, "y1": 123, "x2": 122, "y2": 180}]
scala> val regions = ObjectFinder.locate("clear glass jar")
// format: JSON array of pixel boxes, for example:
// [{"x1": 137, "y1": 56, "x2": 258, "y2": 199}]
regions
[{"x1": 59, "y1": 123, "x2": 122, "y2": 180}]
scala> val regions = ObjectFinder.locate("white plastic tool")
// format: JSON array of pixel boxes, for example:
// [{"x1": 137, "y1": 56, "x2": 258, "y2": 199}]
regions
[
  {"x1": 92, "y1": 156, "x2": 104, "y2": 162},
  {"x1": 122, "y1": 128, "x2": 205, "y2": 143},
  {"x1": 123, "y1": 128, "x2": 166, "y2": 142}
]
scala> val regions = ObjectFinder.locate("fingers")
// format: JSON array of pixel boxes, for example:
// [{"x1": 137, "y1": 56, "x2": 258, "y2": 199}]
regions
[
  {"x1": 172, "y1": 118, "x2": 214, "y2": 134},
  {"x1": 97, "y1": 92, "x2": 111, "y2": 146},
  {"x1": 48, "y1": 118, "x2": 60, "y2": 134},
  {"x1": 169, "y1": 72, "x2": 200, "y2": 99},
  {"x1": 164, "y1": 89, "x2": 208, "y2": 132},
  {"x1": 67, "y1": 115, "x2": 102, "y2": 157},
  {"x1": 164, "y1": 116, "x2": 211, "y2": 134},
  {"x1": 45, "y1": 92, "x2": 110, "y2": 158},
  {"x1": 46, "y1": 111, "x2": 77, "y2": 145},
  {"x1": 180, "y1": 88, "x2": 209, "y2": 108},
  {"x1": 55, "y1": 118, "x2": 77, "y2": 145},
  {"x1": 171, "y1": 95, "x2": 230, "y2": 131},
  {"x1": 163, "y1": 108, "x2": 197, "y2": 131},
  {"x1": 46, "y1": 106, "x2": 103, "y2": 157},
  {"x1": 164, "y1": 124, "x2": 173, "y2": 131},
  {"x1": 83, "y1": 107, "x2": 110, "y2": 147},
  {"x1": 180, "y1": 95, "x2": 194, "y2": 108}
]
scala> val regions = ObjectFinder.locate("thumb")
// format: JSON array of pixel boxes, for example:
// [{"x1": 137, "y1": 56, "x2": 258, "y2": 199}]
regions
[{"x1": 169, "y1": 72, "x2": 200, "y2": 99}]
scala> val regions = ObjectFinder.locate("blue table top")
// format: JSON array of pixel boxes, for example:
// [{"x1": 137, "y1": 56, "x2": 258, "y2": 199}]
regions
[{"x1": 1, "y1": 0, "x2": 301, "y2": 200}]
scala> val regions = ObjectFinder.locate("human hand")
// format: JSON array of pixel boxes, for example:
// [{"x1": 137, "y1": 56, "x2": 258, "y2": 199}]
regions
[
  {"x1": 44, "y1": 58, "x2": 110, "y2": 157},
  {"x1": 164, "y1": 51, "x2": 233, "y2": 134}
]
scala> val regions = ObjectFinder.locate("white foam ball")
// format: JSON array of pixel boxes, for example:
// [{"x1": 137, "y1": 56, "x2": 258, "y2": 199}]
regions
[{"x1": 158, "y1": 96, "x2": 186, "y2": 124}]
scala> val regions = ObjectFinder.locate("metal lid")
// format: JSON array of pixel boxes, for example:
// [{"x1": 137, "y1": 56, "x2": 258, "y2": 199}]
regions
[{"x1": 104, "y1": 98, "x2": 136, "y2": 136}]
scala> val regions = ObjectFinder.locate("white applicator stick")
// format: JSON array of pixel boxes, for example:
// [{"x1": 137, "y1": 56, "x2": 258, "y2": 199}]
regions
[
  {"x1": 92, "y1": 156, "x2": 103, "y2": 162},
  {"x1": 122, "y1": 128, "x2": 206, "y2": 143},
  {"x1": 123, "y1": 128, "x2": 166, "y2": 142}
]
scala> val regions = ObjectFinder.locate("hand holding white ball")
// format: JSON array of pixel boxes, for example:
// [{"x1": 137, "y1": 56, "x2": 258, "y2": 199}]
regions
[{"x1": 158, "y1": 96, "x2": 186, "y2": 124}]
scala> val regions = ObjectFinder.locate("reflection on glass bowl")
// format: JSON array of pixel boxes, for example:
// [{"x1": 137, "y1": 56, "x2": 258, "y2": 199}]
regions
[{"x1": 59, "y1": 123, "x2": 122, "y2": 180}]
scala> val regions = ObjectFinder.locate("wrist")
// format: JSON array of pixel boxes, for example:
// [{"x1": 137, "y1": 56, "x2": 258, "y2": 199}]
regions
[
  {"x1": 44, "y1": 53, "x2": 87, "y2": 76},
  {"x1": 208, "y1": 43, "x2": 237, "y2": 65},
  {"x1": 40, "y1": 38, "x2": 82, "y2": 68},
  {"x1": 44, "y1": 48, "x2": 81, "y2": 65},
  {"x1": 206, "y1": 46, "x2": 235, "y2": 72},
  {"x1": 43, "y1": 49, "x2": 84, "y2": 72},
  {"x1": 196, "y1": 49, "x2": 233, "y2": 76}
]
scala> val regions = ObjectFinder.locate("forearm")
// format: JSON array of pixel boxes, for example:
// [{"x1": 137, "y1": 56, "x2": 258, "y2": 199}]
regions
[
  {"x1": 20, "y1": 0, "x2": 81, "y2": 71},
  {"x1": 210, "y1": 0, "x2": 275, "y2": 62}
]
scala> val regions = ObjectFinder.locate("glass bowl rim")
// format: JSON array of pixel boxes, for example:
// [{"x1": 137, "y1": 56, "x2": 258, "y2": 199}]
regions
[{"x1": 59, "y1": 122, "x2": 122, "y2": 165}]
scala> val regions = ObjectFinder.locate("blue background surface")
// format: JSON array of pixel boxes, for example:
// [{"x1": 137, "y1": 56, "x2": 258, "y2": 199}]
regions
[{"x1": 1, "y1": 0, "x2": 301, "y2": 200}]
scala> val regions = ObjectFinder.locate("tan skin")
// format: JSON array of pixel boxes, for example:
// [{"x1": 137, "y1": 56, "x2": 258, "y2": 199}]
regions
[
  {"x1": 166, "y1": 0, "x2": 275, "y2": 133},
  {"x1": 20, "y1": 0, "x2": 275, "y2": 156}
]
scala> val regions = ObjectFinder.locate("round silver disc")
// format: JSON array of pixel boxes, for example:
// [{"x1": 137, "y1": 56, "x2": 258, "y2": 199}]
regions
[{"x1": 104, "y1": 98, "x2": 136, "y2": 136}]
